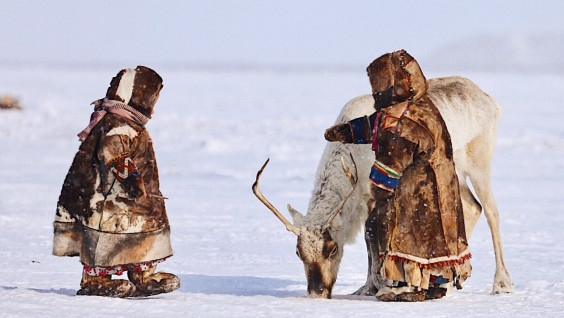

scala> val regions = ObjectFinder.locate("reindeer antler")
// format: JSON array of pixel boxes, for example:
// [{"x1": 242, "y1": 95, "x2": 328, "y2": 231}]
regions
[
  {"x1": 324, "y1": 153, "x2": 358, "y2": 227},
  {"x1": 252, "y1": 158, "x2": 301, "y2": 235}
]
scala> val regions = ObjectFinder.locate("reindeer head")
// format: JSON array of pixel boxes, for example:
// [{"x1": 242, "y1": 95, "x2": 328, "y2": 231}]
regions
[
  {"x1": 292, "y1": 224, "x2": 342, "y2": 298},
  {"x1": 252, "y1": 155, "x2": 357, "y2": 299}
]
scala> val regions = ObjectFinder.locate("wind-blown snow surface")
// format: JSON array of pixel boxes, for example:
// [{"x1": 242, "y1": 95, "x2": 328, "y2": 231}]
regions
[{"x1": 0, "y1": 66, "x2": 563, "y2": 317}]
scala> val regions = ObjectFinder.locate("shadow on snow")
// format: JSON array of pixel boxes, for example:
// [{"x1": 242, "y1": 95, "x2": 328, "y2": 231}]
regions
[
  {"x1": 1, "y1": 286, "x2": 76, "y2": 296},
  {"x1": 177, "y1": 274, "x2": 304, "y2": 297},
  {"x1": 2, "y1": 275, "x2": 305, "y2": 298}
]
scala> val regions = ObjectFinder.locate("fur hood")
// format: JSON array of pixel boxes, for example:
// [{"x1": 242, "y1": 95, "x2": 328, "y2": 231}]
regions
[
  {"x1": 105, "y1": 66, "x2": 163, "y2": 118},
  {"x1": 366, "y1": 50, "x2": 428, "y2": 109}
]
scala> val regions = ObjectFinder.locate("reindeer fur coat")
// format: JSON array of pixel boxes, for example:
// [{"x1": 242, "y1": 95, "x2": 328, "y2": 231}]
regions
[
  {"x1": 326, "y1": 51, "x2": 471, "y2": 290},
  {"x1": 52, "y1": 66, "x2": 173, "y2": 268}
]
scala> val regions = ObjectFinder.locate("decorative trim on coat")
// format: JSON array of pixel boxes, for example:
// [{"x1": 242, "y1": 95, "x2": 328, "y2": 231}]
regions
[
  {"x1": 369, "y1": 160, "x2": 401, "y2": 191},
  {"x1": 379, "y1": 249, "x2": 471, "y2": 269},
  {"x1": 378, "y1": 249, "x2": 472, "y2": 290},
  {"x1": 83, "y1": 257, "x2": 167, "y2": 277},
  {"x1": 349, "y1": 115, "x2": 373, "y2": 144},
  {"x1": 106, "y1": 152, "x2": 141, "y2": 183}
]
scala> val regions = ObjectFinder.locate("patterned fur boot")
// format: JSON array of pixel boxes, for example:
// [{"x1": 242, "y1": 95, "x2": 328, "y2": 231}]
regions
[
  {"x1": 76, "y1": 273, "x2": 136, "y2": 298},
  {"x1": 376, "y1": 285, "x2": 426, "y2": 302},
  {"x1": 127, "y1": 266, "x2": 180, "y2": 297},
  {"x1": 376, "y1": 290, "x2": 426, "y2": 302}
]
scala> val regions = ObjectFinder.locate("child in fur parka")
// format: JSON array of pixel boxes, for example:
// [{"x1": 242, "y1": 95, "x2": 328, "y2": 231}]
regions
[
  {"x1": 325, "y1": 50, "x2": 471, "y2": 301},
  {"x1": 53, "y1": 66, "x2": 180, "y2": 298}
]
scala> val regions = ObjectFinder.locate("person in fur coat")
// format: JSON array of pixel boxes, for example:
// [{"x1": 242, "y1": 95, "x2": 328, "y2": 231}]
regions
[
  {"x1": 53, "y1": 66, "x2": 180, "y2": 298},
  {"x1": 325, "y1": 50, "x2": 471, "y2": 301}
]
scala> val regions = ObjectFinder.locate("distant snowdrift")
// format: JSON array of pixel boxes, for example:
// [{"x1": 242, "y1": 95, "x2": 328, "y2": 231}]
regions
[
  {"x1": 1, "y1": 32, "x2": 561, "y2": 76},
  {"x1": 424, "y1": 32, "x2": 564, "y2": 73}
]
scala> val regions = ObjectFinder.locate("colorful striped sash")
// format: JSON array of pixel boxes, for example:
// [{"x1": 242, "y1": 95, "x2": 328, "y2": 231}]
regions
[{"x1": 369, "y1": 160, "x2": 401, "y2": 191}]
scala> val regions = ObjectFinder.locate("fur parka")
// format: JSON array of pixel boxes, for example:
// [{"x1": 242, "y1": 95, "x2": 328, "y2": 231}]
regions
[
  {"x1": 53, "y1": 66, "x2": 173, "y2": 268},
  {"x1": 368, "y1": 51, "x2": 471, "y2": 289},
  {"x1": 325, "y1": 50, "x2": 471, "y2": 290}
]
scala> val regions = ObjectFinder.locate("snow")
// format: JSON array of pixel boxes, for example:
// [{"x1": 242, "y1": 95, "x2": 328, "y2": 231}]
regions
[
  {"x1": 1, "y1": 65, "x2": 563, "y2": 317},
  {"x1": 1, "y1": 0, "x2": 564, "y2": 315}
]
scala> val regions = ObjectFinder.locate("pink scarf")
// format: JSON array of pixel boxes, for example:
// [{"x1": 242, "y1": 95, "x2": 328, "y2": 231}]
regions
[
  {"x1": 371, "y1": 112, "x2": 381, "y2": 152},
  {"x1": 77, "y1": 98, "x2": 149, "y2": 141}
]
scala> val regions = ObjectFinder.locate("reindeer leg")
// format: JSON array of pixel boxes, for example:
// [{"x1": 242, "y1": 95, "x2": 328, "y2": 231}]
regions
[
  {"x1": 470, "y1": 170, "x2": 513, "y2": 294},
  {"x1": 352, "y1": 224, "x2": 378, "y2": 295},
  {"x1": 458, "y1": 174, "x2": 483, "y2": 238},
  {"x1": 352, "y1": 206, "x2": 382, "y2": 296}
]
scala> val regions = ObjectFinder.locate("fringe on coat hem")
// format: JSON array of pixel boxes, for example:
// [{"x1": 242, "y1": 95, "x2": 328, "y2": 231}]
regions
[{"x1": 378, "y1": 251, "x2": 472, "y2": 290}]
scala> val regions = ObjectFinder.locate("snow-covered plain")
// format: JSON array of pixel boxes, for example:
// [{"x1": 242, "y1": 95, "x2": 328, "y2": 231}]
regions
[{"x1": 1, "y1": 65, "x2": 563, "y2": 317}]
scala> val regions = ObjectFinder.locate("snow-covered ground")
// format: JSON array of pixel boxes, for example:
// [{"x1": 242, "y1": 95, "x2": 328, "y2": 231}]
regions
[{"x1": 1, "y1": 66, "x2": 563, "y2": 317}]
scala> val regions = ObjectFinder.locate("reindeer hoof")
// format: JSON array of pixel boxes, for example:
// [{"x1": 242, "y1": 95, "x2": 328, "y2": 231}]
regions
[
  {"x1": 492, "y1": 281, "x2": 513, "y2": 294},
  {"x1": 492, "y1": 271, "x2": 513, "y2": 294}
]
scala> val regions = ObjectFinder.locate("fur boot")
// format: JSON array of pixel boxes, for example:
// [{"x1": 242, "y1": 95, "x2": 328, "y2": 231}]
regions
[
  {"x1": 76, "y1": 273, "x2": 136, "y2": 298},
  {"x1": 376, "y1": 290, "x2": 426, "y2": 302},
  {"x1": 425, "y1": 286, "x2": 448, "y2": 300},
  {"x1": 376, "y1": 285, "x2": 426, "y2": 302},
  {"x1": 127, "y1": 266, "x2": 180, "y2": 297}
]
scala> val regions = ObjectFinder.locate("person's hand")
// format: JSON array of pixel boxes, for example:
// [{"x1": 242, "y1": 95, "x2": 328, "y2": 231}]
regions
[
  {"x1": 325, "y1": 124, "x2": 352, "y2": 143},
  {"x1": 121, "y1": 174, "x2": 146, "y2": 199}
]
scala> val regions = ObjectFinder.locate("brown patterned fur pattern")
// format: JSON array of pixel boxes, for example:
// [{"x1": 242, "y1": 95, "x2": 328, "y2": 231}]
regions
[
  {"x1": 53, "y1": 66, "x2": 173, "y2": 268},
  {"x1": 367, "y1": 51, "x2": 471, "y2": 297},
  {"x1": 325, "y1": 51, "x2": 472, "y2": 300}
]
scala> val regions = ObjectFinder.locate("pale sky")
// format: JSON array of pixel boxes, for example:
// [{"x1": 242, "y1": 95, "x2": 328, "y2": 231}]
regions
[{"x1": 0, "y1": 1, "x2": 561, "y2": 68}]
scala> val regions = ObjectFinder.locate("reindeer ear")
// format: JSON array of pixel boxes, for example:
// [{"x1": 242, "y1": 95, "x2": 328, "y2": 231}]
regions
[{"x1": 287, "y1": 204, "x2": 304, "y2": 227}]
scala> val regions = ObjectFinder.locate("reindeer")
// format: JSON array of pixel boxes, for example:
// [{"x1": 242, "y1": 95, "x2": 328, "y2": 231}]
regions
[{"x1": 253, "y1": 76, "x2": 513, "y2": 298}]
